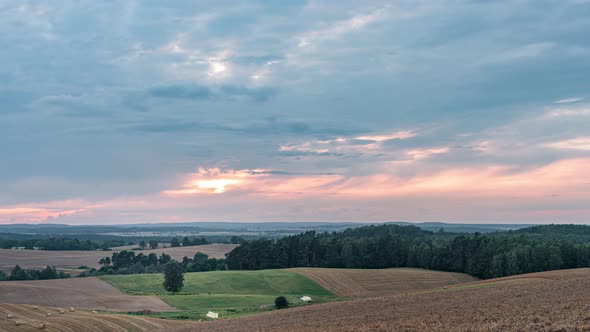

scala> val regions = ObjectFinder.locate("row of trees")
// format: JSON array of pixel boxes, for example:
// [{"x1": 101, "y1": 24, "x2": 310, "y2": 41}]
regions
[
  {"x1": 0, "y1": 237, "x2": 124, "y2": 251},
  {"x1": 181, "y1": 252, "x2": 227, "y2": 272},
  {"x1": 226, "y1": 224, "x2": 590, "y2": 279},
  {"x1": 137, "y1": 237, "x2": 210, "y2": 249},
  {"x1": 0, "y1": 265, "x2": 70, "y2": 281},
  {"x1": 89, "y1": 250, "x2": 227, "y2": 276}
]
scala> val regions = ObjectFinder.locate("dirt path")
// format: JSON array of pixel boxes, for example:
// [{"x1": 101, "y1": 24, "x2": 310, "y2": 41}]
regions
[{"x1": 0, "y1": 277, "x2": 175, "y2": 312}]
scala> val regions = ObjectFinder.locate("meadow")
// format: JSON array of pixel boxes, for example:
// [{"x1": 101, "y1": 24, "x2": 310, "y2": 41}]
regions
[{"x1": 101, "y1": 269, "x2": 336, "y2": 319}]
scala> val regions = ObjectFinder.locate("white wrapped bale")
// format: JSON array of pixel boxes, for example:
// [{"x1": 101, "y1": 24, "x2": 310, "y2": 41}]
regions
[{"x1": 206, "y1": 311, "x2": 219, "y2": 319}]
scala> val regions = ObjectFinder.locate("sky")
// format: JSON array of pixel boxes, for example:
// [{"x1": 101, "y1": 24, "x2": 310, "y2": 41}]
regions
[{"x1": 1, "y1": 0, "x2": 589, "y2": 225}]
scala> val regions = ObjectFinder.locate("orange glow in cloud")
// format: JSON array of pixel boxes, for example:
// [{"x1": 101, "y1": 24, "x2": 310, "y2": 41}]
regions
[
  {"x1": 335, "y1": 158, "x2": 590, "y2": 198},
  {"x1": 163, "y1": 158, "x2": 590, "y2": 200},
  {"x1": 544, "y1": 137, "x2": 590, "y2": 151},
  {"x1": 162, "y1": 168, "x2": 262, "y2": 195},
  {"x1": 162, "y1": 167, "x2": 346, "y2": 197},
  {"x1": 405, "y1": 147, "x2": 449, "y2": 160},
  {"x1": 355, "y1": 130, "x2": 416, "y2": 142},
  {"x1": 3, "y1": 159, "x2": 590, "y2": 224},
  {"x1": 278, "y1": 130, "x2": 417, "y2": 156}
]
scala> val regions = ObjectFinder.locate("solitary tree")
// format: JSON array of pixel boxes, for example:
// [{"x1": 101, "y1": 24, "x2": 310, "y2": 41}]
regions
[
  {"x1": 138, "y1": 240, "x2": 146, "y2": 249},
  {"x1": 170, "y1": 237, "x2": 181, "y2": 247},
  {"x1": 274, "y1": 296, "x2": 289, "y2": 309},
  {"x1": 148, "y1": 240, "x2": 158, "y2": 249},
  {"x1": 163, "y1": 261, "x2": 184, "y2": 293}
]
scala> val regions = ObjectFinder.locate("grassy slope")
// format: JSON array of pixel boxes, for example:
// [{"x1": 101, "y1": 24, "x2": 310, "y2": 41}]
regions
[{"x1": 101, "y1": 270, "x2": 336, "y2": 320}]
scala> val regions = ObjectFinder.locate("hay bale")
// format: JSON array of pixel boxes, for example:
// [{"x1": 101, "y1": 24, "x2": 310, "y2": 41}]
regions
[
  {"x1": 6, "y1": 313, "x2": 14, "y2": 319},
  {"x1": 33, "y1": 305, "x2": 39, "y2": 310},
  {"x1": 46, "y1": 312, "x2": 52, "y2": 317},
  {"x1": 59, "y1": 309, "x2": 65, "y2": 314},
  {"x1": 91, "y1": 310, "x2": 98, "y2": 314},
  {"x1": 37, "y1": 323, "x2": 46, "y2": 329},
  {"x1": 69, "y1": 307, "x2": 75, "y2": 312},
  {"x1": 15, "y1": 320, "x2": 24, "y2": 326}
]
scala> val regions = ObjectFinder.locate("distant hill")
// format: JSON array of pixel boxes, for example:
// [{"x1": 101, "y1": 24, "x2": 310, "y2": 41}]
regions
[{"x1": 386, "y1": 221, "x2": 533, "y2": 233}]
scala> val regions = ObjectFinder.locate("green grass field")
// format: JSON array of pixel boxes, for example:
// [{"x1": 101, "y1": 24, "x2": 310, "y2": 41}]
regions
[{"x1": 101, "y1": 270, "x2": 336, "y2": 320}]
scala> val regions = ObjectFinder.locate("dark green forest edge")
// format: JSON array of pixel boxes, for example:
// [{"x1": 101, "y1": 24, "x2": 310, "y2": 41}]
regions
[
  {"x1": 226, "y1": 224, "x2": 590, "y2": 279},
  {"x1": 3, "y1": 224, "x2": 590, "y2": 281}
]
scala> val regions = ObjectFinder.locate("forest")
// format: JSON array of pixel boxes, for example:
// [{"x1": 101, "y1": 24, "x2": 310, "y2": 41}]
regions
[{"x1": 226, "y1": 224, "x2": 590, "y2": 279}]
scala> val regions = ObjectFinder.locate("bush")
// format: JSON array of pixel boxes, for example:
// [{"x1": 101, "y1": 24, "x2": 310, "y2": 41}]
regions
[{"x1": 275, "y1": 296, "x2": 289, "y2": 309}]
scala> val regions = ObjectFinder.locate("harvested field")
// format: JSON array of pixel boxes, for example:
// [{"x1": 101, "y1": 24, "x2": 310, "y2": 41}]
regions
[
  {"x1": 172, "y1": 268, "x2": 590, "y2": 332},
  {"x1": 0, "y1": 304, "x2": 190, "y2": 332},
  {"x1": 0, "y1": 244, "x2": 237, "y2": 272},
  {"x1": 0, "y1": 277, "x2": 175, "y2": 312},
  {"x1": 290, "y1": 267, "x2": 477, "y2": 297}
]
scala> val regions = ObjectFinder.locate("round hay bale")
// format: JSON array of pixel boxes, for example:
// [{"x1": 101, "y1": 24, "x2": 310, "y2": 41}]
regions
[
  {"x1": 69, "y1": 307, "x2": 75, "y2": 312},
  {"x1": 46, "y1": 312, "x2": 52, "y2": 317},
  {"x1": 91, "y1": 310, "x2": 98, "y2": 314},
  {"x1": 37, "y1": 323, "x2": 46, "y2": 329},
  {"x1": 59, "y1": 309, "x2": 65, "y2": 314},
  {"x1": 6, "y1": 313, "x2": 14, "y2": 319},
  {"x1": 33, "y1": 305, "x2": 39, "y2": 310},
  {"x1": 15, "y1": 320, "x2": 24, "y2": 326}
]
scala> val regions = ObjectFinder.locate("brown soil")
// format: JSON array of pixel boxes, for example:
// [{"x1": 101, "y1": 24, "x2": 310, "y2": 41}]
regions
[
  {"x1": 0, "y1": 304, "x2": 192, "y2": 332},
  {"x1": 171, "y1": 268, "x2": 590, "y2": 332},
  {"x1": 290, "y1": 267, "x2": 478, "y2": 297},
  {"x1": 0, "y1": 244, "x2": 237, "y2": 272},
  {"x1": 0, "y1": 277, "x2": 175, "y2": 312}
]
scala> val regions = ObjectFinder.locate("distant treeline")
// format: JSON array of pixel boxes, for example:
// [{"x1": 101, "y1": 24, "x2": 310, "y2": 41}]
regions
[
  {"x1": 83, "y1": 250, "x2": 226, "y2": 276},
  {"x1": 0, "y1": 265, "x2": 70, "y2": 281},
  {"x1": 226, "y1": 224, "x2": 590, "y2": 279},
  {"x1": 0, "y1": 237, "x2": 126, "y2": 251},
  {"x1": 0, "y1": 234, "x2": 244, "y2": 251}
]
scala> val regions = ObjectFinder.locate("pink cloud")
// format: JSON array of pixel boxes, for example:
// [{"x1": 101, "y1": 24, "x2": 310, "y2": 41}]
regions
[
  {"x1": 162, "y1": 158, "x2": 590, "y2": 199},
  {"x1": 2, "y1": 158, "x2": 589, "y2": 224},
  {"x1": 0, "y1": 206, "x2": 82, "y2": 223}
]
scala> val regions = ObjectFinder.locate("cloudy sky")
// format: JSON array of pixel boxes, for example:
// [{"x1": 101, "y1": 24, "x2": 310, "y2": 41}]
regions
[{"x1": 1, "y1": 0, "x2": 589, "y2": 224}]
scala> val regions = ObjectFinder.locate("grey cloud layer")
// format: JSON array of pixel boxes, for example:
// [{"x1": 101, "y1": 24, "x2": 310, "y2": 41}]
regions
[{"x1": 0, "y1": 0, "x2": 589, "y2": 222}]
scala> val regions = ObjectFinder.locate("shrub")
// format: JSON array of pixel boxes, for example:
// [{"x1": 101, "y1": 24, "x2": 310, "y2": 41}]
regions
[{"x1": 275, "y1": 296, "x2": 289, "y2": 309}]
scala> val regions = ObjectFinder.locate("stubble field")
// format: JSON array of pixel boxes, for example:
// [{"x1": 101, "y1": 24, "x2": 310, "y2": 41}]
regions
[
  {"x1": 170, "y1": 268, "x2": 590, "y2": 332},
  {"x1": 0, "y1": 277, "x2": 175, "y2": 312},
  {"x1": 290, "y1": 267, "x2": 478, "y2": 297},
  {"x1": 0, "y1": 304, "x2": 191, "y2": 332}
]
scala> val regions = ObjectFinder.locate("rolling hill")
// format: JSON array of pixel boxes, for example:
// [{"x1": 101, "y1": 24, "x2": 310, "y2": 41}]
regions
[
  {"x1": 290, "y1": 267, "x2": 478, "y2": 297},
  {"x1": 100, "y1": 269, "x2": 335, "y2": 319},
  {"x1": 0, "y1": 277, "x2": 175, "y2": 312},
  {"x1": 171, "y1": 268, "x2": 590, "y2": 331},
  {"x1": 0, "y1": 304, "x2": 190, "y2": 332}
]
